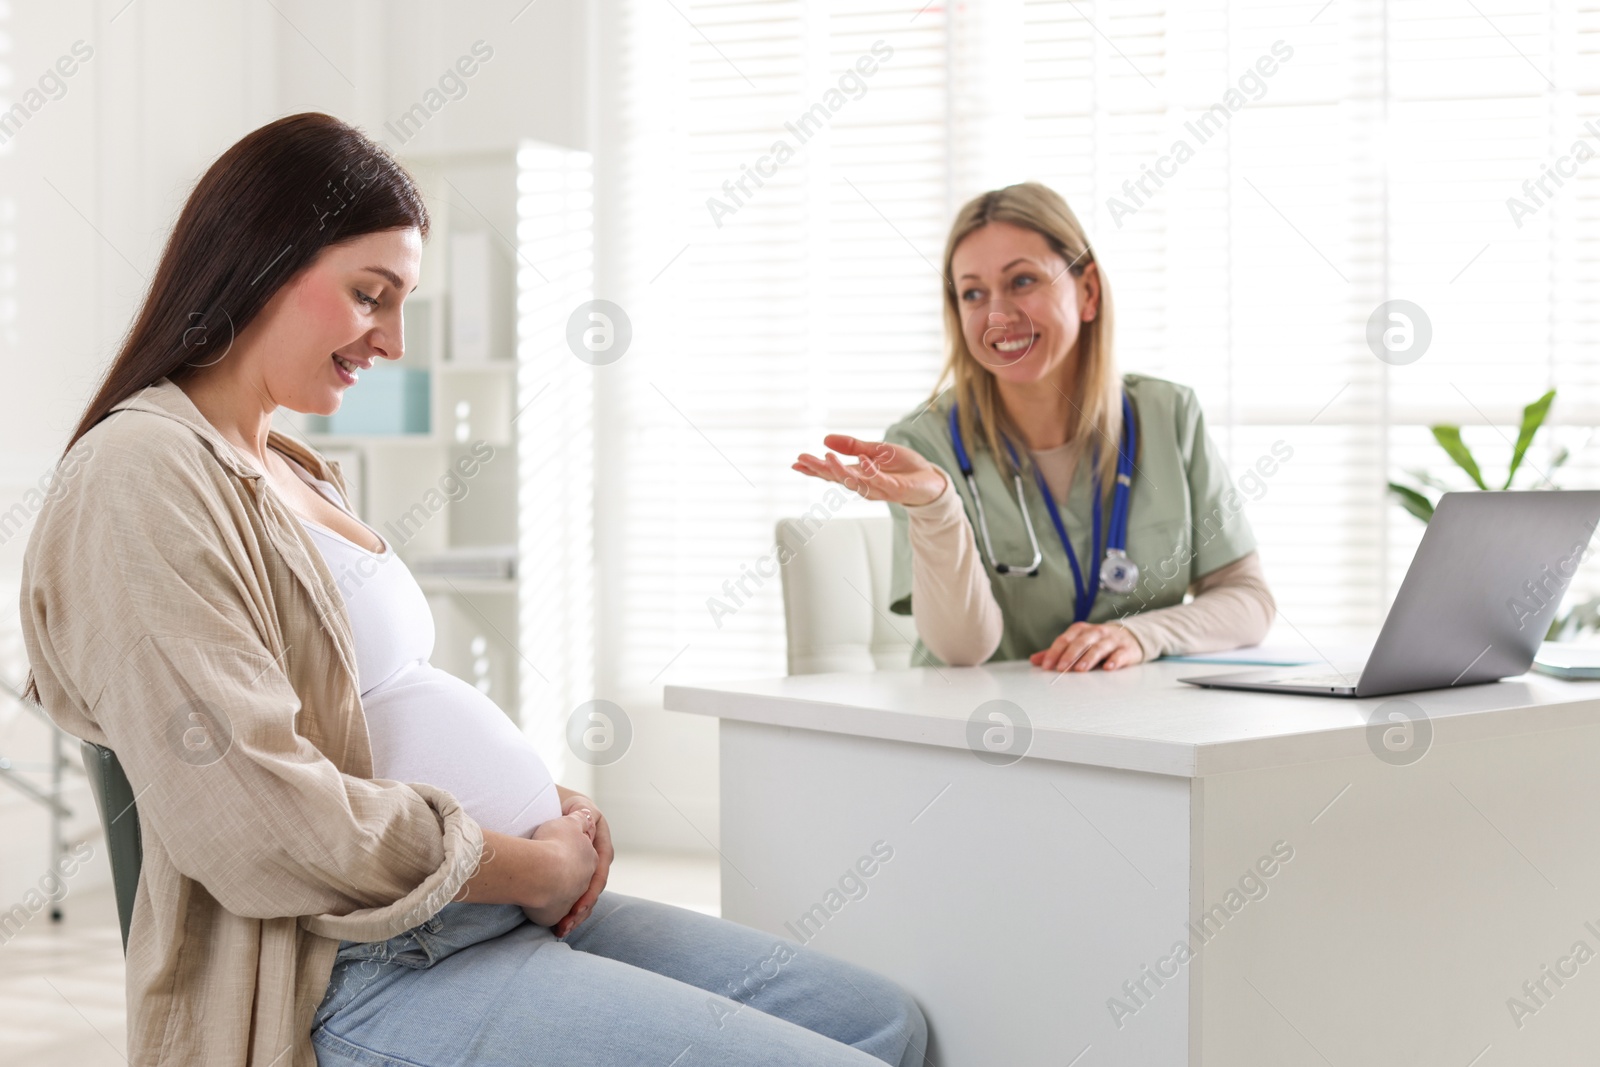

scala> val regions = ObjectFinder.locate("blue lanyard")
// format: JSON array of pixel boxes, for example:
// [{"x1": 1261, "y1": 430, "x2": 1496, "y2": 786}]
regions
[
  {"x1": 1005, "y1": 436, "x2": 1103, "y2": 623},
  {"x1": 948, "y1": 390, "x2": 1136, "y2": 623}
]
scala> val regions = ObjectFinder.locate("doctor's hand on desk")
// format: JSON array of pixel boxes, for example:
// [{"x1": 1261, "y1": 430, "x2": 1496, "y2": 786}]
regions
[
  {"x1": 1030, "y1": 621, "x2": 1146, "y2": 673},
  {"x1": 793, "y1": 434, "x2": 948, "y2": 507}
]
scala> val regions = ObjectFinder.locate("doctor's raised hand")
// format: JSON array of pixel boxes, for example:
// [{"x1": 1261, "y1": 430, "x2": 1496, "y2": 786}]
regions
[{"x1": 793, "y1": 434, "x2": 949, "y2": 507}]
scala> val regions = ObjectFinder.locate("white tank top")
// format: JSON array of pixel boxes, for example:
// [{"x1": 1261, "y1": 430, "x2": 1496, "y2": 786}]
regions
[{"x1": 282, "y1": 453, "x2": 561, "y2": 839}]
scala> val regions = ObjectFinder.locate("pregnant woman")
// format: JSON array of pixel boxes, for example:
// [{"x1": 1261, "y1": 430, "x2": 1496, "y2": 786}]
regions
[{"x1": 19, "y1": 113, "x2": 925, "y2": 1067}]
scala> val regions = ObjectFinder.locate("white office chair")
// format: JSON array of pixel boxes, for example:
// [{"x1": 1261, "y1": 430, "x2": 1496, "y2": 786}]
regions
[{"x1": 775, "y1": 516, "x2": 916, "y2": 675}]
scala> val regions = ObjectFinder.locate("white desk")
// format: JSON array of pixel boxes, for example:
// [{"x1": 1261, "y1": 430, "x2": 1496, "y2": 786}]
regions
[{"x1": 665, "y1": 660, "x2": 1600, "y2": 1066}]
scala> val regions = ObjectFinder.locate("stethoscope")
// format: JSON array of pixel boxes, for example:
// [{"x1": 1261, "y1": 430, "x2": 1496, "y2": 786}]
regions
[{"x1": 947, "y1": 389, "x2": 1138, "y2": 623}]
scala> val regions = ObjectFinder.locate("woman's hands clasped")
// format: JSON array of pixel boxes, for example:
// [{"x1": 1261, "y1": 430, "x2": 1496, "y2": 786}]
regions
[
  {"x1": 522, "y1": 792, "x2": 613, "y2": 937},
  {"x1": 551, "y1": 792, "x2": 613, "y2": 937},
  {"x1": 793, "y1": 434, "x2": 948, "y2": 507}
]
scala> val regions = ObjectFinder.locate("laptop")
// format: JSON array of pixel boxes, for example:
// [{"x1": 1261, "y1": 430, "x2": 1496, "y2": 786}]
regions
[{"x1": 1179, "y1": 490, "x2": 1600, "y2": 698}]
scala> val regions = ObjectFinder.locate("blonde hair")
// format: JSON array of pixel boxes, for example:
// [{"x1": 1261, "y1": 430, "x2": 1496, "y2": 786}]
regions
[{"x1": 933, "y1": 181, "x2": 1124, "y2": 496}]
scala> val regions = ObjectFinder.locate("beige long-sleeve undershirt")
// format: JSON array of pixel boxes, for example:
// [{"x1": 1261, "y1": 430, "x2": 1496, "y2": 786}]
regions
[{"x1": 904, "y1": 443, "x2": 1276, "y2": 666}]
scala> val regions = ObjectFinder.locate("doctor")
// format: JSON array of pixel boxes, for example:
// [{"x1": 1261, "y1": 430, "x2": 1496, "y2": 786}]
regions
[{"x1": 795, "y1": 181, "x2": 1276, "y2": 672}]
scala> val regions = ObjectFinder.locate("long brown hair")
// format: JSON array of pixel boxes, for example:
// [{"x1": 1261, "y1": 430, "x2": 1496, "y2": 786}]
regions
[
  {"x1": 59, "y1": 111, "x2": 430, "y2": 457},
  {"x1": 935, "y1": 181, "x2": 1122, "y2": 492},
  {"x1": 24, "y1": 113, "x2": 428, "y2": 706}
]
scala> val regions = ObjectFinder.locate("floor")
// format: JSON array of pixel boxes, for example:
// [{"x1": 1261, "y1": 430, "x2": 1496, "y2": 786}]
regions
[{"x1": 0, "y1": 850, "x2": 720, "y2": 1066}]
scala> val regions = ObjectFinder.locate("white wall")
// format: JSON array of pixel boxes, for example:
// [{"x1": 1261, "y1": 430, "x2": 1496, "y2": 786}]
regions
[
  {"x1": 0, "y1": 0, "x2": 602, "y2": 909},
  {"x1": 0, "y1": 0, "x2": 590, "y2": 558}
]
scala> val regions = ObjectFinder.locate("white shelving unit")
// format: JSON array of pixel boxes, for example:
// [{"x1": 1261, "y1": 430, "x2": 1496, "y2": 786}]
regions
[
  {"x1": 275, "y1": 141, "x2": 598, "y2": 791},
  {"x1": 276, "y1": 148, "x2": 525, "y2": 723}
]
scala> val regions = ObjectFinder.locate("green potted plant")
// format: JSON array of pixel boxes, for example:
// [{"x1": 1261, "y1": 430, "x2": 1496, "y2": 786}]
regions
[{"x1": 1387, "y1": 389, "x2": 1597, "y2": 641}]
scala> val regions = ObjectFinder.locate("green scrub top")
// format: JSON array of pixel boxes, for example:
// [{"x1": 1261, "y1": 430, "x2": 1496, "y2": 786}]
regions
[{"x1": 884, "y1": 373, "x2": 1259, "y2": 666}]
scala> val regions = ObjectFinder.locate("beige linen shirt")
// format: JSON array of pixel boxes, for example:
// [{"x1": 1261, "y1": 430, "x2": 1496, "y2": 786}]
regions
[{"x1": 19, "y1": 377, "x2": 485, "y2": 1066}]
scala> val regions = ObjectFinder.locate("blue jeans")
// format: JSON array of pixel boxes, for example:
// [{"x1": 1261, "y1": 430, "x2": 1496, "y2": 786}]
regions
[{"x1": 311, "y1": 893, "x2": 928, "y2": 1066}]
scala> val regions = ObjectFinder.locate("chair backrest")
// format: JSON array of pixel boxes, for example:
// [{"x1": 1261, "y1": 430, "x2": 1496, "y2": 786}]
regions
[
  {"x1": 776, "y1": 515, "x2": 915, "y2": 675},
  {"x1": 79, "y1": 740, "x2": 141, "y2": 955}
]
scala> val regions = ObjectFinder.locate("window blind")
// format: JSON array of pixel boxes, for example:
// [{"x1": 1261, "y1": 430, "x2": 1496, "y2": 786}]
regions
[
  {"x1": 607, "y1": 0, "x2": 950, "y2": 698},
  {"x1": 982, "y1": 0, "x2": 1600, "y2": 642},
  {"x1": 516, "y1": 140, "x2": 597, "y2": 782},
  {"x1": 607, "y1": 0, "x2": 1600, "y2": 690}
]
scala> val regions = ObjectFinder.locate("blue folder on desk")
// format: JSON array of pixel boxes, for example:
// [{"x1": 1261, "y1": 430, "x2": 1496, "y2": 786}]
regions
[
  {"x1": 1159, "y1": 646, "x2": 1320, "y2": 667},
  {"x1": 1531, "y1": 643, "x2": 1600, "y2": 680}
]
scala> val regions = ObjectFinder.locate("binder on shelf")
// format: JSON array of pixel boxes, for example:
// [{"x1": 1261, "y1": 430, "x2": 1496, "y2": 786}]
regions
[
  {"x1": 405, "y1": 295, "x2": 436, "y2": 366},
  {"x1": 449, "y1": 231, "x2": 492, "y2": 364},
  {"x1": 323, "y1": 365, "x2": 431, "y2": 435},
  {"x1": 410, "y1": 544, "x2": 517, "y2": 581}
]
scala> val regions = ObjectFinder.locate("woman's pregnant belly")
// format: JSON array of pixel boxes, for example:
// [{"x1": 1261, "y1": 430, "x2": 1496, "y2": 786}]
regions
[{"x1": 361, "y1": 662, "x2": 562, "y2": 839}]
